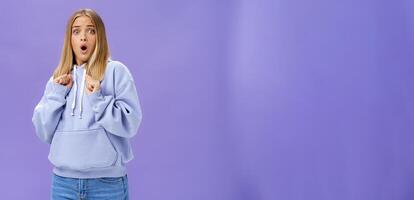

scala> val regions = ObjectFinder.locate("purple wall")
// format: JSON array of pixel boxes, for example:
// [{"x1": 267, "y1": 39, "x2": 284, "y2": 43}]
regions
[{"x1": 1, "y1": 0, "x2": 414, "y2": 199}]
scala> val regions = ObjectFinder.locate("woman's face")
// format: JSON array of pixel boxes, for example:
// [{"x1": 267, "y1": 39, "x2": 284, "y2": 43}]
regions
[{"x1": 71, "y1": 16, "x2": 96, "y2": 65}]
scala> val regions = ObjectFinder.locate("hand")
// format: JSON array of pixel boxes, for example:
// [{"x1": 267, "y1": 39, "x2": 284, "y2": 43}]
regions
[
  {"x1": 85, "y1": 74, "x2": 100, "y2": 94},
  {"x1": 53, "y1": 74, "x2": 73, "y2": 88}
]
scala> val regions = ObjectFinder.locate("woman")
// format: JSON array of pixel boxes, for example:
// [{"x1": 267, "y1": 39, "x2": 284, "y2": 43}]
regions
[{"x1": 32, "y1": 8, "x2": 142, "y2": 200}]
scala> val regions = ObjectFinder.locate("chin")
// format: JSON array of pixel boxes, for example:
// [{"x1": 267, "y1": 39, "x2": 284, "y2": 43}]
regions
[{"x1": 76, "y1": 56, "x2": 89, "y2": 63}]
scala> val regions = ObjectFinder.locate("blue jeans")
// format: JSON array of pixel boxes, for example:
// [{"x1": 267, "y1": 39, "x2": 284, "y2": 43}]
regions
[{"x1": 51, "y1": 173, "x2": 129, "y2": 200}]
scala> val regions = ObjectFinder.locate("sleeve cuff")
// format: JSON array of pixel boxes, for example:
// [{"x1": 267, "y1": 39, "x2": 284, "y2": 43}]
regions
[{"x1": 51, "y1": 82, "x2": 70, "y2": 97}]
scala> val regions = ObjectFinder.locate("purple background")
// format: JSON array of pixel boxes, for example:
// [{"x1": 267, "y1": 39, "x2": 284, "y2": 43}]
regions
[{"x1": 1, "y1": 0, "x2": 414, "y2": 199}]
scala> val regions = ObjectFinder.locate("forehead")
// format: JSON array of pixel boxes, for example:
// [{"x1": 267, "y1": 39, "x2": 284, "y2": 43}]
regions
[{"x1": 72, "y1": 16, "x2": 94, "y2": 27}]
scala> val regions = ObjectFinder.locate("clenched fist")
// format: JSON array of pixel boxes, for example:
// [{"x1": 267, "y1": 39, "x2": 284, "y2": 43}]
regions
[
  {"x1": 53, "y1": 74, "x2": 73, "y2": 88},
  {"x1": 85, "y1": 74, "x2": 100, "y2": 94}
]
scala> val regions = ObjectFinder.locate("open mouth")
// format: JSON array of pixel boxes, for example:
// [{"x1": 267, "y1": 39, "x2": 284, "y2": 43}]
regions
[{"x1": 80, "y1": 45, "x2": 87, "y2": 51}]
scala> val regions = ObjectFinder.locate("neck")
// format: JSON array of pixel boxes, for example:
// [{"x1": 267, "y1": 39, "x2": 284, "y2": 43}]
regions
[{"x1": 75, "y1": 59, "x2": 86, "y2": 66}]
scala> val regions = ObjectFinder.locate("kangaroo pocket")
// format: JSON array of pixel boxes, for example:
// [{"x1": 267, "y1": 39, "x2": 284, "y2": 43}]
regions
[{"x1": 48, "y1": 128, "x2": 118, "y2": 171}]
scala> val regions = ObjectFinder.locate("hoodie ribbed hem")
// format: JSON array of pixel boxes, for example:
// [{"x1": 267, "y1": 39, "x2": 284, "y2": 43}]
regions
[{"x1": 52, "y1": 165, "x2": 127, "y2": 179}]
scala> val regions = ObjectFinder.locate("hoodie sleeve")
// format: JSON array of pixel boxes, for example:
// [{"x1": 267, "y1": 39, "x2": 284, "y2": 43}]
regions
[
  {"x1": 32, "y1": 77, "x2": 70, "y2": 144},
  {"x1": 85, "y1": 63, "x2": 143, "y2": 138}
]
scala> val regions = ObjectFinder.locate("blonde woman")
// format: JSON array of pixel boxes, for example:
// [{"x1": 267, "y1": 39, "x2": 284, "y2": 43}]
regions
[{"x1": 32, "y1": 8, "x2": 142, "y2": 200}]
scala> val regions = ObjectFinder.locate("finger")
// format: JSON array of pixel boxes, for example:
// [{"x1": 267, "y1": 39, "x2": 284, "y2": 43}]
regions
[
  {"x1": 62, "y1": 76, "x2": 69, "y2": 84},
  {"x1": 67, "y1": 79, "x2": 73, "y2": 88},
  {"x1": 65, "y1": 75, "x2": 71, "y2": 82},
  {"x1": 56, "y1": 74, "x2": 67, "y2": 80},
  {"x1": 54, "y1": 75, "x2": 63, "y2": 83}
]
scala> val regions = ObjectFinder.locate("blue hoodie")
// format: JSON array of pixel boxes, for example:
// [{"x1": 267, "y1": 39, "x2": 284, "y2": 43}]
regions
[{"x1": 32, "y1": 60, "x2": 142, "y2": 178}]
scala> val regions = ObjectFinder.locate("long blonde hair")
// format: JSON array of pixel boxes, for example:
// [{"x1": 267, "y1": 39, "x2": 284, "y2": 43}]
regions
[{"x1": 53, "y1": 8, "x2": 110, "y2": 81}]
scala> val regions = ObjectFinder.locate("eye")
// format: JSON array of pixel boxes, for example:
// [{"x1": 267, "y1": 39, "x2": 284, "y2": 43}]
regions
[
  {"x1": 88, "y1": 28, "x2": 96, "y2": 34},
  {"x1": 72, "y1": 29, "x2": 79, "y2": 35}
]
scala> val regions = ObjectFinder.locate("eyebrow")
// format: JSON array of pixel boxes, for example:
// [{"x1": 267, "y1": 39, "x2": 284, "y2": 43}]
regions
[{"x1": 72, "y1": 25, "x2": 95, "y2": 28}]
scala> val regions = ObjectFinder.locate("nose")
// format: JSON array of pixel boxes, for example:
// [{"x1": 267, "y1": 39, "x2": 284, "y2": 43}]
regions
[{"x1": 80, "y1": 32, "x2": 87, "y2": 42}]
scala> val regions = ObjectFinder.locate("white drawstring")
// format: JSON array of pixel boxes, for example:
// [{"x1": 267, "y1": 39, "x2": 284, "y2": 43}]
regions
[
  {"x1": 71, "y1": 64, "x2": 86, "y2": 119},
  {"x1": 71, "y1": 66, "x2": 77, "y2": 116},
  {"x1": 78, "y1": 68, "x2": 86, "y2": 119}
]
